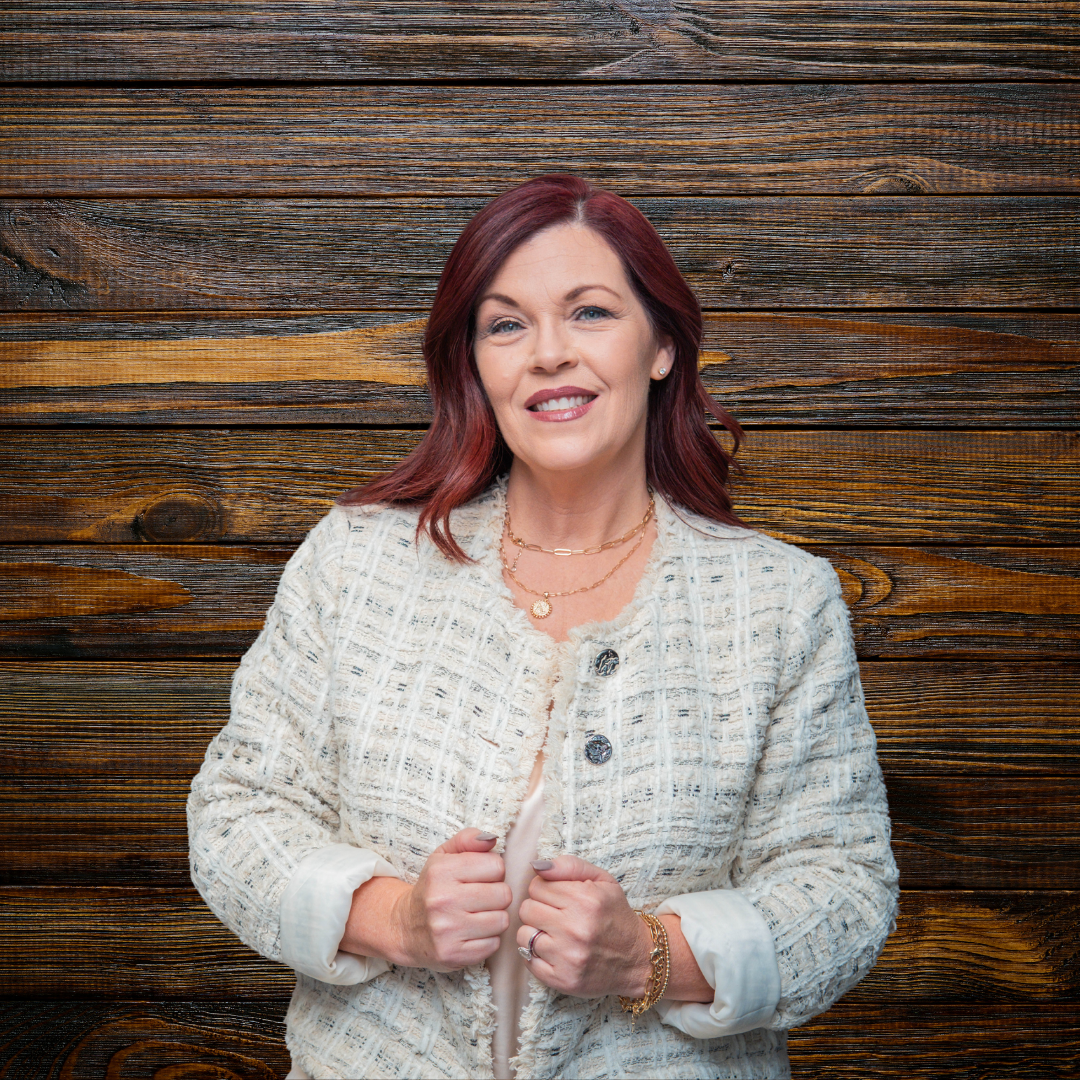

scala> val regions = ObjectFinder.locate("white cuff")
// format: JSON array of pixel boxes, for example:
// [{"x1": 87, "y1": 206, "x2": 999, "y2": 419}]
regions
[
  {"x1": 653, "y1": 889, "x2": 781, "y2": 1038},
  {"x1": 279, "y1": 843, "x2": 402, "y2": 985}
]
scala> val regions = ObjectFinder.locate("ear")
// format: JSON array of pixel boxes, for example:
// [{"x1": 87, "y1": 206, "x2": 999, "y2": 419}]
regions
[{"x1": 651, "y1": 336, "x2": 675, "y2": 380}]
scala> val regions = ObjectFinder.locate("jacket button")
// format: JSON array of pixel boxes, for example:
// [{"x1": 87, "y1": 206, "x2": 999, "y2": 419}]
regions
[
  {"x1": 584, "y1": 733, "x2": 612, "y2": 764},
  {"x1": 593, "y1": 648, "x2": 619, "y2": 677}
]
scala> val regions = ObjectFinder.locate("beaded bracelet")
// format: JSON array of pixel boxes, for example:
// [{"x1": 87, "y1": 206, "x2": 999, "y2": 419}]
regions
[{"x1": 618, "y1": 910, "x2": 670, "y2": 1032}]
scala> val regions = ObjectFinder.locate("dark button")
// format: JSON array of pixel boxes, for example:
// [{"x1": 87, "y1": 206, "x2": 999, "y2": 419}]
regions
[
  {"x1": 593, "y1": 648, "x2": 619, "y2": 677},
  {"x1": 584, "y1": 733, "x2": 612, "y2": 765}
]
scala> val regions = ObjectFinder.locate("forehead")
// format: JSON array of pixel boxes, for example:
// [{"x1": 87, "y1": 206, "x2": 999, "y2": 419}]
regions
[{"x1": 484, "y1": 224, "x2": 629, "y2": 293}]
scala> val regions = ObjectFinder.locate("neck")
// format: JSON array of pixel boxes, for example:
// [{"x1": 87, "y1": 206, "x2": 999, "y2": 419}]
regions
[{"x1": 504, "y1": 458, "x2": 652, "y2": 550}]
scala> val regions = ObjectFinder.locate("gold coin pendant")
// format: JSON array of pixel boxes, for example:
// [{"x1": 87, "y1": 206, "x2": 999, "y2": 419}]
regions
[{"x1": 530, "y1": 597, "x2": 553, "y2": 619}]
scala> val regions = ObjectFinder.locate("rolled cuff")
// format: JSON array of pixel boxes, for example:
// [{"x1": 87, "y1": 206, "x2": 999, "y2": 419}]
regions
[
  {"x1": 653, "y1": 889, "x2": 782, "y2": 1038},
  {"x1": 279, "y1": 843, "x2": 401, "y2": 985}
]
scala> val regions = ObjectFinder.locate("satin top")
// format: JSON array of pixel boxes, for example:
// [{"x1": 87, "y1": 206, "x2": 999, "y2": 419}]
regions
[{"x1": 487, "y1": 754, "x2": 546, "y2": 1079}]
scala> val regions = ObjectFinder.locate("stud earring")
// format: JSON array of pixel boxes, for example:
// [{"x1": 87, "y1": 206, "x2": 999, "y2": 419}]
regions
[{"x1": 658, "y1": 367, "x2": 667, "y2": 376}]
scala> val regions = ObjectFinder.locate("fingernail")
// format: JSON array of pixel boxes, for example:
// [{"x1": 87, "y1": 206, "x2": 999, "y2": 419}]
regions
[
  {"x1": 530, "y1": 859, "x2": 553, "y2": 871},
  {"x1": 476, "y1": 831, "x2": 498, "y2": 841}
]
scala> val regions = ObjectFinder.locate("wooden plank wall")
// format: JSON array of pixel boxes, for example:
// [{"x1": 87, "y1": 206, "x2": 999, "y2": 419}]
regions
[{"x1": 1, "y1": 3, "x2": 1079, "y2": 1076}]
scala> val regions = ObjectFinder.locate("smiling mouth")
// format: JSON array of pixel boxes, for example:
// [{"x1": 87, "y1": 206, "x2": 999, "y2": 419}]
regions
[{"x1": 528, "y1": 394, "x2": 597, "y2": 413}]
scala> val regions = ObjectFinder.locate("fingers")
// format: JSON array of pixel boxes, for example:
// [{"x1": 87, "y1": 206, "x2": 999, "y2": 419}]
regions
[
  {"x1": 457, "y1": 880, "x2": 513, "y2": 913},
  {"x1": 436, "y1": 827, "x2": 500, "y2": 856},
  {"x1": 530, "y1": 854, "x2": 617, "y2": 883}
]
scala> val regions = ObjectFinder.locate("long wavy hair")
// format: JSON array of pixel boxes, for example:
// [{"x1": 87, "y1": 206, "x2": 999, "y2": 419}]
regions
[{"x1": 338, "y1": 174, "x2": 743, "y2": 560}]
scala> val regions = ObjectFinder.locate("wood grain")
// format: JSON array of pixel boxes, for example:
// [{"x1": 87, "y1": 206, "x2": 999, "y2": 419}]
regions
[
  {"x1": 1, "y1": 661, "x2": 1075, "y2": 888},
  {"x1": 1, "y1": 429, "x2": 1076, "y2": 545},
  {"x1": 1, "y1": 544, "x2": 1077, "y2": 659},
  {"x1": 2, "y1": 2, "x2": 1078, "y2": 81},
  {"x1": 3, "y1": 311, "x2": 1079, "y2": 427},
  {"x1": 0, "y1": 999, "x2": 293, "y2": 1080},
  {"x1": 0, "y1": 999, "x2": 1076, "y2": 1079},
  {"x1": 3, "y1": 85, "x2": 1078, "y2": 197},
  {"x1": 0, "y1": 889, "x2": 1073, "y2": 1001},
  {"x1": 2, "y1": 660, "x2": 1074, "y2": 777},
  {"x1": 3, "y1": 767, "x2": 1075, "y2": 889},
  {"x1": 860, "y1": 662, "x2": 1080, "y2": 775},
  {"x1": 3, "y1": 198, "x2": 1077, "y2": 311},
  {"x1": 787, "y1": 1004, "x2": 1080, "y2": 1078}
]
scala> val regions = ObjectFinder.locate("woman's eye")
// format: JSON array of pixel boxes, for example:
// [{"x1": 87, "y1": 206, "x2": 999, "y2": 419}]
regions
[
  {"x1": 489, "y1": 319, "x2": 522, "y2": 335},
  {"x1": 576, "y1": 306, "x2": 611, "y2": 321}
]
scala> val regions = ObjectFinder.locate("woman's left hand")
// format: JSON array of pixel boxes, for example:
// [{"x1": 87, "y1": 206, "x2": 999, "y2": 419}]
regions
[{"x1": 517, "y1": 855, "x2": 653, "y2": 999}]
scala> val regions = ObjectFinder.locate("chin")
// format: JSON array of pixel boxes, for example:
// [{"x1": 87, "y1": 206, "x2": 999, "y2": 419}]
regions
[{"x1": 516, "y1": 446, "x2": 614, "y2": 477}]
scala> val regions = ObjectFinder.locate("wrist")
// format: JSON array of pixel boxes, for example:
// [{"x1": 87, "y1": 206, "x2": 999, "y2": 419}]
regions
[
  {"x1": 386, "y1": 882, "x2": 418, "y2": 967},
  {"x1": 624, "y1": 910, "x2": 655, "y2": 998},
  {"x1": 341, "y1": 876, "x2": 413, "y2": 966}
]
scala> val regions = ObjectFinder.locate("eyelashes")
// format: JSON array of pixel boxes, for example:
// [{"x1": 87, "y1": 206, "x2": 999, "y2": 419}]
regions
[{"x1": 483, "y1": 306, "x2": 615, "y2": 336}]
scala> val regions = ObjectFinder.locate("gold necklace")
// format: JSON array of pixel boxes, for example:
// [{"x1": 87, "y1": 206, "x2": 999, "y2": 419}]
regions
[
  {"x1": 500, "y1": 495, "x2": 655, "y2": 619},
  {"x1": 505, "y1": 494, "x2": 655, "y2": 557}
]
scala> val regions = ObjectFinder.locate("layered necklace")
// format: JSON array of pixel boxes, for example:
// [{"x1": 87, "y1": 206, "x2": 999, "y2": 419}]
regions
[{"x1": 500, "y1": 491, "x2": 656, "y2": 619}]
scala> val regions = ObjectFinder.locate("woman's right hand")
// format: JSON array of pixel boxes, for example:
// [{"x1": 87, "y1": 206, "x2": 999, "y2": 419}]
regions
[{"x1": 389, "y1": 828, "x2": 511, "y2": 971}]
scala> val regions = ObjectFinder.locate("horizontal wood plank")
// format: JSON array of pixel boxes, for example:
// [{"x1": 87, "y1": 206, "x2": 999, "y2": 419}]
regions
[
  {"x1": 2, "y1": 660, "x2": 1074, "y2": 777},
  {"x1": 0, "y1": 888, "x2": 1073, "y2": 1001},
  {"x1": 0, "y1": 1000, "x2": 1075, "y2": 1078},
  {"x1": 3, "y1": 312, "x2": 1079, "y2": 427},
  {"x1": 2, "y1": 1, "x2": 1078, "y2": 81},
  {"x1": 860, "y1": 662, "x2": 1080, "y2": 775},
  {"x1": 787, "y1": 1003, "x2": 1080, "y2": 1078},
  {"x1": 3, "y1": 85, "x2": 1078, "y2": 197},
  {"x1": 1, "y1": 545, "x2": 1077, "y2": 659},
  {"x1": 3, "y1": 768, "x2": 1075, "y2": 889},
  {"x1": 1, "y1": 662, "x2": 1075, "y2": 888},
  {"x1": 0, "y1": 998, "x2": 293, "y2": 1079},
  {"x1": 1, "y1": 429, "x2": 1076, "y2": 546},
  {"x1": 3, "y1": 198, "x2": 1077, "y2": 310}
]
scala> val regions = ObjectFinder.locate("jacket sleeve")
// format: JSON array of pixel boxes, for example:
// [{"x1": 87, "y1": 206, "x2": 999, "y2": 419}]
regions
[
  {"x1": 655, "y1": 553, "x2": 899, "y2": 1036},
  {"x1": 186, "y1": 507, "x2": 402, "y2": 985}
]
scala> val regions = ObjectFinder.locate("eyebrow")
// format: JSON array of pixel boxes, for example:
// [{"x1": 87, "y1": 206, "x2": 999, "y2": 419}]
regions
[{"x1": 477, "y1": 284, "x2": 623, "y2": 308}]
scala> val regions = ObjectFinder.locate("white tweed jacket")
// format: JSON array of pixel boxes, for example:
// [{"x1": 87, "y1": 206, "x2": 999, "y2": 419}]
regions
[{"x1": 187, "y1": 480, "x2": 898, "y2": 1080}]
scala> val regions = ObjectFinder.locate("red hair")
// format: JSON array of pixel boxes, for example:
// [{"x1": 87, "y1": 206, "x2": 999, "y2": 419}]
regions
[{"x1": 339, "y1": 174, "x2": 744, "y2": 560}]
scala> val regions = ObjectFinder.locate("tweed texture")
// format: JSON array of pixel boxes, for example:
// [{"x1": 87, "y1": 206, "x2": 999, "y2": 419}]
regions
[{"x1": 187, "y1": 480, "x2": 898, "y2": 1079}]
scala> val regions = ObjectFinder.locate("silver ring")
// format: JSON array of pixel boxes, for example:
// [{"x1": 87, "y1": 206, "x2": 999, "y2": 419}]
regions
[{"x1": 517, "y1": 929, "x2": 544, "y2": 962}]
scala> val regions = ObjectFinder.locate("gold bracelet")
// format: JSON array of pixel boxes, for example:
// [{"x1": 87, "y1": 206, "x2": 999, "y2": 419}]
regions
[{"x1": 618, "y1": 910, "x2": 670, "y2": 1032}]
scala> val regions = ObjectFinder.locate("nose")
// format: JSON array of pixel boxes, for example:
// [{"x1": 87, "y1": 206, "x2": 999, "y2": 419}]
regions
[{"x1": 530, "y1": 316, "x2": 575, "y2": 373}]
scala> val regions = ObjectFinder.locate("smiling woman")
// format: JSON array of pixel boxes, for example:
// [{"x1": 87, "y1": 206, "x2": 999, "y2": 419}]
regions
[{"x1": 187, "y1": 175, "x2": 899, "y2": 1080}]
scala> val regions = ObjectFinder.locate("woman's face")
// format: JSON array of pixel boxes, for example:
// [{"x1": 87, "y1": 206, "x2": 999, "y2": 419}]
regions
[{"x1": 473, "y1": 223, "x2": 673, "y2": 482}]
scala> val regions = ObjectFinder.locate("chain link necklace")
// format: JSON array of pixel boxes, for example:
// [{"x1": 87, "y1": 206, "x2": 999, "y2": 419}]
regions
[{"x1": 500, "y1": 493, "x2": 655, "y2": 619}]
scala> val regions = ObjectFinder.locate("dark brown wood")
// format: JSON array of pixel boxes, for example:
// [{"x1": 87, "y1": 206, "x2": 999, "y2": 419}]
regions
[
  {"x1": 3, "y1": 198, "x2": 1077, "y2": 311},
  {"x1": 0, "y1": 999, "x2": 293, "y2": 1080},
  {"x1": 1, "y1": 544, "x2": 1077, "y2": 659},
  {"x1": 0, "y1": 545, "x2": 288, "y2": 659},
  {"x1": 1, "y1": 1000, "x2": 1076, "y2": 1079},
  {"x1": 1, "y1": 661, "x2": 1076, "y2": 889},
  {"x1": 787, "y1": 1004, "x2": 1080, "y2": 1078},
  {"x1": 0, "y1": 888, "x2": 1073, "y2": 1001},
  {"x1": 828, "y1": 546, "x2": 1080, "y2": 659},
  {"x1": 861, "y1": 662, "x2": 1080, "y2": 776},
  {"x1": 2, "y1": 2, "x2": 1077, "y2": 81},
  {"x1": 3, "y1": 312, "x2": 1079, "y2": 428},
  {"x1": 1, "y1": 429, "x2": 1076, "y2": 545},
  {"x1": 3, "y1": 766, "x2": 1075, "y2": 889},
  {"x1": 3, "y1": 85, "x2": 1078, "y2": 197},
  {"x1": 2, "y1": 660, "x2": 1074, "y2": 776}
]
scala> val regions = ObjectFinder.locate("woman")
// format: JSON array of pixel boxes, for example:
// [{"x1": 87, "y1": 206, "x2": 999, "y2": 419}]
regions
[{"x1": 187, "y1": 174, "x2": 898, "y2": 1080}]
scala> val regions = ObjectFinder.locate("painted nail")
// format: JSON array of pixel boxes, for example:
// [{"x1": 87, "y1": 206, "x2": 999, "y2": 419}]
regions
[
  {"x1": 530, "y1": 859, "x2": 554, "y2": 871},
  {"x1": 476, "y1": 831, "x2": 498, "y2": 841}
]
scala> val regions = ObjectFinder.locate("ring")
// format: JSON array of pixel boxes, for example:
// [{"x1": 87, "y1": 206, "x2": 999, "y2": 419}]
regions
[{"x1": 517, "y1": 929, "x2": 544, "y2": 962}]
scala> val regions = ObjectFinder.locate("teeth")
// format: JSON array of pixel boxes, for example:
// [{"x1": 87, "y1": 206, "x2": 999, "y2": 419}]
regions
[{"x1": 533, "y1": 395, "x2": 592, "y2": 412}]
